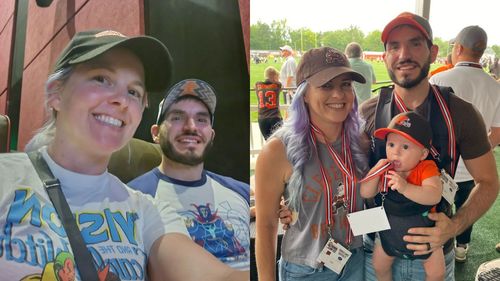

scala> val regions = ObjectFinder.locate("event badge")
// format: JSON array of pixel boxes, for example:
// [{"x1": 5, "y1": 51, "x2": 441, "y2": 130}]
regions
[
  {"x1": 440, "y1": 169, "x2": 458, "y2": 205},
  {"x1": 317, "y1": 238, "x2": 352, "y2": 274},
  {"x1": 346, "y1": 206, "x2": 391, "y2": 236}
]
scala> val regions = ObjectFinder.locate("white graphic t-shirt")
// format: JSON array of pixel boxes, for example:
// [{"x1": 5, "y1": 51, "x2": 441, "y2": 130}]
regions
[
  {"x1": 0, "y1": 148, "x2": 188, "y2": 281},
  {"x1": 128, "y1": 168, "x2": 250, "y2": 270}
]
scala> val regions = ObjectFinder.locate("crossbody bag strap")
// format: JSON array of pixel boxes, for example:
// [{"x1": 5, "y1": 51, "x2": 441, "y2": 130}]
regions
[{"x1": 27, "y1": 151, "x2": 99, "y2": 281}]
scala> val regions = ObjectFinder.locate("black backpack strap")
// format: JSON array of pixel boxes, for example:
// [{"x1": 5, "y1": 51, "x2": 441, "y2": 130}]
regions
[
  {"x1": 27, "y1": 151, "x2": 99, "y2": 281},
  {"x1": 428, "y1": 85, "x2": 459, "y2": 176},
  {"x1": 370, "y1": 86, "x2": 394, "y2": 167}
]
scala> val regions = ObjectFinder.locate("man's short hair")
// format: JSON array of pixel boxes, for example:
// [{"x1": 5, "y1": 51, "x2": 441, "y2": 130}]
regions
[
  {"x1": 345, "y1": 42, "x2": 362, "y2": 58},
  {"x1": 452, "y1": 25, "x2": 487, "y2": 57}
]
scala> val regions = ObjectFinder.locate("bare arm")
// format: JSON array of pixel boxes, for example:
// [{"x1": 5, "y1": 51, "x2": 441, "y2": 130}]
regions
[
  {"x1": 388, "y1": 173, "x2": 442, "y2": 205},
  {"x1": 451, "y1": 151, "x2": 499, "y2": 236},
  {"x1": 360, "y1": 179, "x2": 380, "y2": 199},
  {"x1": 285, "y1": 76, "x2": 293, "y2": 88},
  {"x1": 148, "y1": 233, "x2": 248, "y2": 281},
  {"x1": 404, "y1": 151, "x2": 499, "y2": 254},
  {"x1": 255, "y1": 138, "x2": 290, "y2": 281},
  {"x1": 489, "y1": 126, "x2": 500, "y2": 148},
  {"x1": 360, "y1": 159, "x2": 390, "y2": 198}
]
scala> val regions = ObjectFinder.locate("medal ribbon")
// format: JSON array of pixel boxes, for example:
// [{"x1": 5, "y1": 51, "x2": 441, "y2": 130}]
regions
[
  {"x1": 310, "y1": 123, "x2": 357, "y2": 244},
  {"x1": 359, "y1": 161, "x2": 393, "y2": 193},
  {"x1": 393, "y1": 86, "x2": 456, "y2": 175}
]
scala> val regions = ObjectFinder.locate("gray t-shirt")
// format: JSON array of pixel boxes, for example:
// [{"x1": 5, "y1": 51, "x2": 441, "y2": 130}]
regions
[{"x1": 281, "y1": 141, "x2": 363, "y2": 268}]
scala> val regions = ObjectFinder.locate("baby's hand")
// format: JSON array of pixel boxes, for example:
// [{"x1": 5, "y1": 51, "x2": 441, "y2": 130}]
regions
[
  {"x1": 375, "y1": 158, "x2": 391, "y2": 168},
  {"x1": 386, "y1": 170, "x2": 408, "y2": 193}
]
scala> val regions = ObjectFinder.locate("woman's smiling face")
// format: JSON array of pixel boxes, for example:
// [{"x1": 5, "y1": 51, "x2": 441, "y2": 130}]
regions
[{"x1": 49, "y1": 48, "x2": 146, "y2": 156}]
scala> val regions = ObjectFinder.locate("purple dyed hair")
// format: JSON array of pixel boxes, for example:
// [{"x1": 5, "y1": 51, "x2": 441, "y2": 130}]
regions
[{"x1": 271, "y1": 81, "x2": 368, "y2": 210}]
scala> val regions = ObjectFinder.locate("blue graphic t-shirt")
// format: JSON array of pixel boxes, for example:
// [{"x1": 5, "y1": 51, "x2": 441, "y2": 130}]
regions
[
  {"x1": 0, "y1": 148, "x2": 188, "y2": 281},
  {"x1": 128, "y1": 168, "x2": 250, "y2": 270}
]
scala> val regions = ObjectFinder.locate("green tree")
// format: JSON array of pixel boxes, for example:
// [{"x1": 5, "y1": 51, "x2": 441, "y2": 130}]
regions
[
  {"x1": 433, "y1": 37, "x2": 451, "y2": 58},
  {"x1": 320, "y1": 26, "x2": 364, "y2": 51},
  {"x1": 491, "y1": 45, "x2": 500, "y2": 58},
  {"x1": 269, "y1": 19, "x2": 291, "y2": 50},
  {"x1": 290, "y1": 28, "x2": 318, "y2": 52},
  {"x1": 345, "y1": 25, "x2": 365, "y2": 46},
  {"x1": 364, "y1": 30, "x2": 384, "y2": 52},
  {"x1": 250, "y1": 21, "x2": 272, "y2": 50}
]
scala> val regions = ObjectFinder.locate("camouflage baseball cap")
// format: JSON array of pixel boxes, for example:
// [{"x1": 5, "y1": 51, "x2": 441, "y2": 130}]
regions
[
  {"x1": 156, "y1": 79, "x2": 217, "y2": 124},
  {"x1": 53, "y1": 29, "x2": 172, "y2": 92}
]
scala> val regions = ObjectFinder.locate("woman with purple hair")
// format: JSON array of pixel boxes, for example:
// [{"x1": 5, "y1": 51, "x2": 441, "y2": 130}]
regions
[{"x1": 255, "y1": 47, "x2": 369, "y2": 281}]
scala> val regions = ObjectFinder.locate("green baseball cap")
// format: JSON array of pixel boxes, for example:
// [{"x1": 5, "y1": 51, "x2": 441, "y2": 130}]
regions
[{"x1": 53, "y1": 29, "x2": 172, "y2": 92}]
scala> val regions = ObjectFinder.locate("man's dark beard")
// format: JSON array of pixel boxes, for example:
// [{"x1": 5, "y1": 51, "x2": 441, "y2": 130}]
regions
[
  {"x1": 388, "y1": 57, "x2": 431, "y2": 89},
  {"x1": 160, "y1": 134, "x2": 213, "y2": 166}
]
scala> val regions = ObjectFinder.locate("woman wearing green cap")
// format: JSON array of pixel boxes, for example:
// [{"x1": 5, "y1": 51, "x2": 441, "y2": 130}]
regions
[{"x1": 0, "y1": 30, "x2": 246, "y2": 281}]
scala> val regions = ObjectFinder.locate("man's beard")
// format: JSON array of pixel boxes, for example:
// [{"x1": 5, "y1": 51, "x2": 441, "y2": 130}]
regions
[
  {"x1": 160, "y1": 133, "x2": 213, "y2": 166},
  {"x1": 388, "y1": 56, "x2": 431, "y2": 89}
]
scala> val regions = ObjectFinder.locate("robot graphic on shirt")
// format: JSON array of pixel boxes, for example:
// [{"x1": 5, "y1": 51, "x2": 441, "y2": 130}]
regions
[{"x1": 184, "y1": 203, "x2": 245, "y2": 258}]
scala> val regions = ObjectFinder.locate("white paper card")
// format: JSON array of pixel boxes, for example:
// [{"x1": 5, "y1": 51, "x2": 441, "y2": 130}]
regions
[
  {"x1": 317, "y1": 239, "x2": 352, "y2": 274},
  {"x1": 346, "y1": 206, "x2": 391, "y2": 236},
  {"x1": 440, "y1": 169, "x2": 458, "y2": 205}
]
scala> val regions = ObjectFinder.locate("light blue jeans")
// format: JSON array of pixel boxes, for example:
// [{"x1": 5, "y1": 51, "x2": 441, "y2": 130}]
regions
[
  {"x1": 364, "y1": 235, "x2": 455, "y2": 281},
  {"x1": 278, "y1": 248, "x2": 365, "y2": 281}
]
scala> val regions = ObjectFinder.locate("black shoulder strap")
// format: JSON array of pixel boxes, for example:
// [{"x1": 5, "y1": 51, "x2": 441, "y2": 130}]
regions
[
  {"x1": 428, "y1": 85, "x2": 459, "y2": 177},
  {"x1": 370, "y1": 86, "x2": 394, "y2": 167},
  {"x1": 27, "y1": 151, "x2": 99, "y2": 281}
]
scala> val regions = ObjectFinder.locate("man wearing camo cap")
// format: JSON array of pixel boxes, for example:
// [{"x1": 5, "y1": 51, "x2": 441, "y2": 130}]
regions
[{"x1": 128, "y1": 79, "x2": 250, "y2": 270}]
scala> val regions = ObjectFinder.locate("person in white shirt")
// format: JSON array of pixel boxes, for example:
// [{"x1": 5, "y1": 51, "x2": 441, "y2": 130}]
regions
[
  {"x1": 279, "y1": 45, "x2": 297, "y2": 103},
  {"x1": 430, "y1": 25, "x2": 500, "y2": 262}
]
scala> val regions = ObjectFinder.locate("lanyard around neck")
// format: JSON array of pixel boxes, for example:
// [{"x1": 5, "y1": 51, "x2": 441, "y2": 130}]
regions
[
  {"x1": 359, "y1": 161, "x2": 393, "y2": 194},
  {"x1": 310, "y1": 123, "x2": 357, "y2": 244},
  {"x1": 392, "y1": 85, "x2": 456, "y2": 175},
  {"x1": 455, "y1": 62, "x2": 482, "y2": 69}
]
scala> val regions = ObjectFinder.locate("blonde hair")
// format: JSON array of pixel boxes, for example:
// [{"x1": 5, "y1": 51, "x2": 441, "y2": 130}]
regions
[
  {"x1": 24, "y1": 67, "x2": 73, "y2": 152},
  {"x1": 264, "y1": 66, "x2": 279, "y2": 81}
]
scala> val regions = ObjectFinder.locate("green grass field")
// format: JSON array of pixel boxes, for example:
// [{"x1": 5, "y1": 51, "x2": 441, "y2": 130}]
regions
[{"x1": 456, "y1": 147, "x2": 500, "y2": 281}]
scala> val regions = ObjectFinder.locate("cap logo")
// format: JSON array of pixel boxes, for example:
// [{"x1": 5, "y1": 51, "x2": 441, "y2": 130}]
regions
[
  {"x1": 179, "y1": 80, "x2": 199, "y2": 97},
  {"x1": 325, "y1": 49, "x2": 347, "y2": 65},
  {"x1": 94, "y1": 30, "x2": 126, "y2": 38},
  {"x1": 396, "y1": 115, "x2": 411, "y2": 128}
]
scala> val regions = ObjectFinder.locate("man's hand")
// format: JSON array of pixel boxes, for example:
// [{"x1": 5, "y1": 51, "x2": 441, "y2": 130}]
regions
[
  {"x1": 403, "y1": 212, "x2": 456, "y2": 255},
  {"x1": 278, "y1": 204, "x2": 292, "y2": 231}
]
